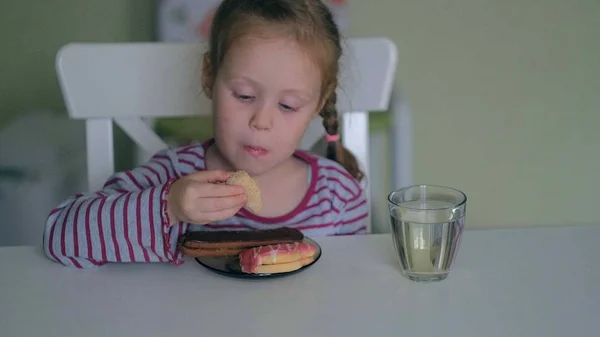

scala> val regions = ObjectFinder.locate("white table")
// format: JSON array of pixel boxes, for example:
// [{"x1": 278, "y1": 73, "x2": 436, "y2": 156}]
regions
[{"x1": 1, "y1": 225, "x2": 599, "y2": 337}]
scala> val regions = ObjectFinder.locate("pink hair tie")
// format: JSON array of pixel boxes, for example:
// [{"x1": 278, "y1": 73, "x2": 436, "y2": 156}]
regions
[{"x1": 325, "y1": 134, "x2": 340, "y2": 142}]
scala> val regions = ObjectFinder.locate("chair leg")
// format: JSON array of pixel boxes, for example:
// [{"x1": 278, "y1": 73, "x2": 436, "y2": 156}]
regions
[
  {"x1": 85, "y1": 119, "x2": 114, "y2": 191},
  {"x1": 114, "y1": 117, "x2": 169, "y2": 161},
  {"x1": 342, "y1": 111, "x2": 372, "y2": 233},
  {"x1": 390, "y1": 89, "x2": 413, "y2": 190}
]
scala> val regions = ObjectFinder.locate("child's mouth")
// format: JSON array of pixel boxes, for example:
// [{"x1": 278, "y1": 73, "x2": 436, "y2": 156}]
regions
[{"x1": 243, "y1": 145, "x2": 268, "y2": 157}]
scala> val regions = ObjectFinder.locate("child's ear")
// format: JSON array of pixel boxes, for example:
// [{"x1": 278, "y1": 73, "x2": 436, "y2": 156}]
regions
[{"x1": 201, "y1": 53, "x2": 213, "y2": 98}]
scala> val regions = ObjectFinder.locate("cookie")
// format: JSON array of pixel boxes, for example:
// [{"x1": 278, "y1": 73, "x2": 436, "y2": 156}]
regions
[
  {"x1": 239, "y1": 242, "x2": 317, "y2": 274},
  {"x1": 177, "y1": 227, "x2": 304, "y2": 257},
  {"x1": 226, "y1": 171, "x2": 263, "y2": 214}
]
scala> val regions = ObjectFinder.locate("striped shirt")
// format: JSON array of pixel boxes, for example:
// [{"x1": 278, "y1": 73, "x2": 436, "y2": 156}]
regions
[{"x1": 43, "y1": 140, "x2": 368, "y2": 268}]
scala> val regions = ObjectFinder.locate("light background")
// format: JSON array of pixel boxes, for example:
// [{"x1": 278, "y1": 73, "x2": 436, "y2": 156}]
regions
[{"x1": 1, "y1": 0, "x2": 598, "y2": 230}]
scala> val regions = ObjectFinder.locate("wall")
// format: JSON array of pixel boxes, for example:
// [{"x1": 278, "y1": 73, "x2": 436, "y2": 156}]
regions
[
  {"x1": 349, "y1": 0, "x2": 600, "y2": 228},
  {"x1": 0, "y1": 0, "x2": 155, "y2": 168}
]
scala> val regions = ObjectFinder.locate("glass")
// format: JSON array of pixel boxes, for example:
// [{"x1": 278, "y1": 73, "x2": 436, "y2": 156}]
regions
[{"x1": 387, "y1": 185, "x2": 467, "y2": 282}]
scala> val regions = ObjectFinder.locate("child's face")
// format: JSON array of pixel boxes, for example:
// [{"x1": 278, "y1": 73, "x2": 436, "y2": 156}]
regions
[{"x1": 211, "y1": 36, "x2": 324, "y2": 176}]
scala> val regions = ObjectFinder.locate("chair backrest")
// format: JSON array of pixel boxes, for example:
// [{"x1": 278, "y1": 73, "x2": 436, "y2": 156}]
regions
[{"x1": 56, "y1": 38, "x2": 397, "y2": 231}]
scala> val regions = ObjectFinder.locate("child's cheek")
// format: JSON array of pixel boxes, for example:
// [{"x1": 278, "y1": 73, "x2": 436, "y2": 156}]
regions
[{"x1": 217, "y1": 114, "x2": 232, "y2": 133}]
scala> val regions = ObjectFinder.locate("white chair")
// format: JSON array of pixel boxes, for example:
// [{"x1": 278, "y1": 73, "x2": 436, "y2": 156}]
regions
[{"x1": 55, "y1": 37, "x2": 399, "y2": 233}]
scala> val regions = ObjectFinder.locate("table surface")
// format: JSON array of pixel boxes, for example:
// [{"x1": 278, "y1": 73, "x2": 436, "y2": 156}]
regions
[{"x1": 1, "y1": 225, "x2": 599, "y2": 337}]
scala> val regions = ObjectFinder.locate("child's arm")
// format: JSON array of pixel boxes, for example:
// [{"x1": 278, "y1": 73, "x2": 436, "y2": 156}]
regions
[
  {"x1": 335, "y1": 190, "x2": 369, "y2": 235},
  {"x1": 43, "y1": 149, "x2": 187, "y2": 268}
]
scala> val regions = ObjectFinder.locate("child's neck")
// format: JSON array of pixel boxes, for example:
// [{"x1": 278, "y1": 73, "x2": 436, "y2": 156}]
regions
[{"x1": 204, "y1": 143, "x2": 310, "y2": 217}]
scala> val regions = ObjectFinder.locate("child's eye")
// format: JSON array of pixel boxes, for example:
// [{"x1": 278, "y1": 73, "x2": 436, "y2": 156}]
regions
[
  {"x1": 279, "y1": 103, "x2": 297, "y2": 112},
  {"x1": 233, "y1": 92, "x2": 255, "y2": 102}
]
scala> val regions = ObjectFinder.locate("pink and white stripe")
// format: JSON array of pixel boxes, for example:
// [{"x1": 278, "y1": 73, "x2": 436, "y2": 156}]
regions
[{"x1": 43, "y1": 140, "x2": 368, "y2": 269}]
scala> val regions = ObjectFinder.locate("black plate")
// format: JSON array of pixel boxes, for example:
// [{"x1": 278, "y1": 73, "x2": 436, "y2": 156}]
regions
[{"x1": 195, "y1": 238, "x2": 322, "y2": 279}]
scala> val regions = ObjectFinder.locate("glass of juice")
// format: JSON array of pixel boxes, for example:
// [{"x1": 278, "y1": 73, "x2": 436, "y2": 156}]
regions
[{"x1": 387, "y1": 185, "x2": 467, "y2": 282}]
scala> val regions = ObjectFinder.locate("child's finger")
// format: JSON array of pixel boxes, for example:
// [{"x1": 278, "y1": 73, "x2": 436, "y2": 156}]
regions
[
  {"x1": 198, "y1": 183, "x2": 245, "y2": 198},
  {"x1": 201, "y1": 200, "x2": 247, "y2": 223},
  {"x1": 198, "y1": 194, "x2": 247, "y2": 212}
]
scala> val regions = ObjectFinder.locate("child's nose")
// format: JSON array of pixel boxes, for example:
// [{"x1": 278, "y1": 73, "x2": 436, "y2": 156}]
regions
[{"x1": 249, "y1": 104, "x2": 273, "y2": 131}]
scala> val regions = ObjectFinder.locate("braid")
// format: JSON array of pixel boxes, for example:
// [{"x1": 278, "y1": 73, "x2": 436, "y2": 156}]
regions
[
  {"x1": 322, "y1": 91, "x2": 339, "y2": 160},
  {"x1": 320, "y1": 92, "x2": 365, "y2": 182}
]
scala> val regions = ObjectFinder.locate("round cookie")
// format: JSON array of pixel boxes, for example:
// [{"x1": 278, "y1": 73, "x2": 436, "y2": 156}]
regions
[
  {"x1": 251, "y1": 257, "x2": 314, "y2": 274},
  {"x1": 226, "y1": 171, "x2": 263, "y2": 214}
]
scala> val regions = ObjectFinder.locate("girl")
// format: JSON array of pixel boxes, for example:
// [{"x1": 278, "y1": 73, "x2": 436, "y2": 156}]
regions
[{"x1": 43, "y1": 0, "x2": 368, "y2": 268}]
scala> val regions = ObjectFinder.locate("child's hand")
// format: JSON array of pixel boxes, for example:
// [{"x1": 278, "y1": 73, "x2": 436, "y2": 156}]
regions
[{"x1": 166, "y1": 170, "x2": 247, "y2": 225}]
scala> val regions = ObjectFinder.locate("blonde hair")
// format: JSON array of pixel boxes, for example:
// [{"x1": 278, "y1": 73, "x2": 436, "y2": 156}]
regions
[{"x1": 202, "y1": 0, "x2": 364, "y2": 182}]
